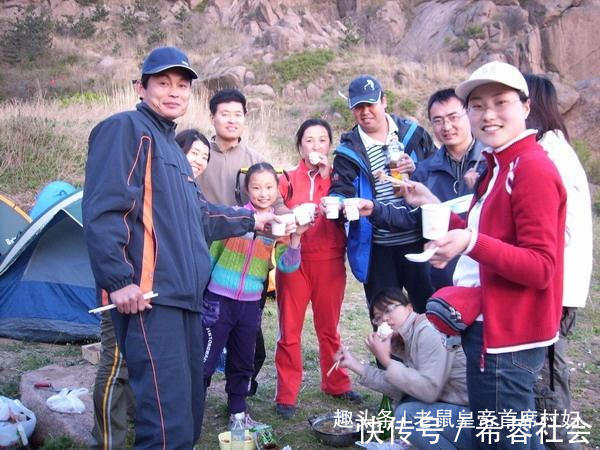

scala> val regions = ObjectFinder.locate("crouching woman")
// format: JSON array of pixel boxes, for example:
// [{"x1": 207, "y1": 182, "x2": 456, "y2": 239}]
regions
[{"x1": 336, "y1": 288, "x2": 471, "y2": 449}]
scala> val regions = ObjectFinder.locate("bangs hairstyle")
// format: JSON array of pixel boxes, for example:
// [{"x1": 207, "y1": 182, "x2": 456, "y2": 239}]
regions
[
  {"x1": 244, "y1": 162, "x2": 278, "y2": 191},
  {"x1": 427, "y1": 88, "x2": 465, "y2": 120},
  {"x1": 175, "y1": 129, "x2": 211, "y2": 156},
  {"x1": 524, "y1": 74, "x2": 570, "y2": 142},
  {"x1": 370, "y1": 287, "x2": 411, "y2": 318},
  {"x1": 466, "y1": 88, "x2": 528, "y2": 107},
  {"x1": 295, "y1": 118, "x2": 333, "y2": 150}
]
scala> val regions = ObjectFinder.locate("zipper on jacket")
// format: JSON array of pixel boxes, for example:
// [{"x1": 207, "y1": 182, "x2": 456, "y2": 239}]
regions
[
  {"x1": 235, "y1": 236, "x2": 256, "y2": 299},
  {"x1": 308, "y1": 169, "x2": 318, "y2": 201}
]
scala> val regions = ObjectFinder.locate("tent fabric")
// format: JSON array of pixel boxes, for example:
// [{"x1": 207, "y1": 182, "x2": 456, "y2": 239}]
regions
[
  {"x1": 0, "y1": 190, "x2": 99, "y2": 343},
  {"x1": 0, "y1": 194, "x2": 31, "y2": 260},
  {"x1": 29, "y1": 181, "x2": 76, "y2": 220}
]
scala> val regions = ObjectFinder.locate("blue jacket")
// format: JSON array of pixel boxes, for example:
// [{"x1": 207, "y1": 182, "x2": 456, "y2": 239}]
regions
[
  {"x1": 329, "y1": 115, "x2": 436, "y2": 282},
  {"x1": 83, "y1": 102, "x2": 255, "y2": 312},
  {"x1": 371, "y1": 139, "x2": 487, "y2": 288}
]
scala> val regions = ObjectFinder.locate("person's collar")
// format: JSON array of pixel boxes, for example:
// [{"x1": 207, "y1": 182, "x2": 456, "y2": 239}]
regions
[
  {"x1": 492, "y1": 129, "x2": 537, "y2": 153},
  {"x1": 137, "y1": 102, "x2": 177, "y2": 133},
  {"x1": 397, "y1": 311, "x2": 418, "y2": 340},
  {"x1": 357, "y1": 113, "x2": 398, "y2": 149},
  {"x1": 445, "y1": 136, "x2": 475, "y2": 162},
  {"x1": 212, "y1": 136, "x2": 242, "y2": 153}
]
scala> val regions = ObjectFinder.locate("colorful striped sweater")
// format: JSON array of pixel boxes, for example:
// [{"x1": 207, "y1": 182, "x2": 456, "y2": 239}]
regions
[{"x1": 207, "y1": 231, "x2": 300, "y2": 301}]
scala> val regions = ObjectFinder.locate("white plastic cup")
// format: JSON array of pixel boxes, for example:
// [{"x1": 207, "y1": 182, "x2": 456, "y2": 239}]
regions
[
  {"x1": 421, "y1": 203, "x2": 451, "y2": 240},
  {"x1": 322, "y1": 196, "x2": 340, "y2": 219},
  {"x1": 271, "y1": 213, "x2": 296, "y2": 236},
  {"x1": 343, "y1": 198, "x2": 361, "y2": 221},
  {"x1": 294, "y1": 203, "x2": 316, "y2": 225}
]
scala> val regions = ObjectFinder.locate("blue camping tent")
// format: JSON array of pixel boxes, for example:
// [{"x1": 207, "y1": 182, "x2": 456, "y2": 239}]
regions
[
  {"x1": 0, "y1": 194, "x2": 31, "y2": 261},
  {"x1": 0, "y1": 190, "x2": 100, "y2": 342}
]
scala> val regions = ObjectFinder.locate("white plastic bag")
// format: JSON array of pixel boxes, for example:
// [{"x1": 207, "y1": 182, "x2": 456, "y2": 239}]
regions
[
  {"x1": 0, "y1": 396, "x2": 36, "y2": 447},
  {"x1": 46, "y1": 388, "x2": 88, "y2": 414}
]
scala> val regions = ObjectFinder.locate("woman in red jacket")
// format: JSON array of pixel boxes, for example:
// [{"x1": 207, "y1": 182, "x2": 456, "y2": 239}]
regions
[
  {"x1": 394, "y1": 62, "x2": 566, "y2": 449},
  {"x1": 274, "y1": 119, "x2": 360, "y2": 418}
]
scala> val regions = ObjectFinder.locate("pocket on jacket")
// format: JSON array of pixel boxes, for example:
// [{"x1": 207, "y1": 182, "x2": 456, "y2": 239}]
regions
[{"x1": 511, "y1": 347, "x2": 545, "y2": 374}]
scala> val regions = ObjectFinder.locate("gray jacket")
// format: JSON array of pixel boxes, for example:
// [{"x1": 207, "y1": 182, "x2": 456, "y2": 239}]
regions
[{"x1": 358, "y1": 312, "x2": 468, "y2": 406}]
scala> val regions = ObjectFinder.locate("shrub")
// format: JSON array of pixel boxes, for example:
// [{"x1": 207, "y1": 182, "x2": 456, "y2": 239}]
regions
[
  {"x1": 273, "y1": 49, "x2": 335, "y2": 84},
  {"x1": 450, "y1": 37, "x2": 468, "y2": 52},
  {"x1": 194, "y1": 0, "x2": 210, "y2": 13},
  {"x1": 329, "y1": 97, "x2": 354, "y2": 130},
  {"x1": 464, "y1": 24, "x2": 485, "y2": 39},
  {"x1": 340, "y1": 17, "x2": 362, "y2": 49},
  {"x1": 0, "y1": 6, "x2": 54, "y2": 63},
  {"x1": 398, "y1": 98, "x2": 417, "y2": 116},
  {"x1": 573, "y1": 139, "x2": 600, "y2": 185},
  {"x1": 119, "y1": 6, "x2": 143, "y2": 37},
  {"x1": 91, "y1": 3, "x2": 109, "y2": 22},
  {"x1": 56, "y1": 14, "x2": 97, "y2": 38}
]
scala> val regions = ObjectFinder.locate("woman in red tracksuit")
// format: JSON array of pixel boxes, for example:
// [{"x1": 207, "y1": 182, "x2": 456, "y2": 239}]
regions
[{"x1": 274, "y1": 119, "x2": 360, "y2": 418}]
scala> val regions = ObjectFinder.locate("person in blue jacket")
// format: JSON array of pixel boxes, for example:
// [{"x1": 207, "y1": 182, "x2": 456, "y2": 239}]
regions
[
  {"x1": 358, "y1": 89, "x2": 487, "y2": 289},
  {"x1": 328, "y1": 75, "x2": 437, "y2": 314},
  {"x1": 82, "y1": 46, "x2": 275, "y2": 450}
]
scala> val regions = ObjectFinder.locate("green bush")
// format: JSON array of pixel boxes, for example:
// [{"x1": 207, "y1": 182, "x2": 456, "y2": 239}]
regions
[
  {"x1": 119, "y1": 6, "x2": 143, "y2": 37},
  {"x1": 464, "y1": 25, "x2": 485, "y2": 39},
  {"x1": 450, "y1": 37, "x2": 468, "y2": 52},
  {"x1": 273, "y1": 49, "x2": 335, "y2": 83},
  {"x1": 56, "y1": 14, "x2": 97, "y2": 38},
  {"x1": 398, "y1": 98, "x2": 417, "y2": 116},
  {"x1": 329, "y1": 97, "x2": 354, "y2": 130},
  {"x1": 573, "y1": 139, "x2": 600, "y2": 185},
  {"x1": 0, "y1": 6, "x2": 54, "y2": 63},
  {"x1": 58, "y1": 91, "x2": 106, "y2": 107}
]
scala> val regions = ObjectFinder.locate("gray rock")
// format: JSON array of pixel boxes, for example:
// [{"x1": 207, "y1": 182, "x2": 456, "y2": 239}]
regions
[
  {"x1": 305, "y1": 82, "x2": 323, "y2": 99},
  {"x1": 246, "y1": 84, "x2": 276, "y2": 97},
  {"x1": 20, "y1": 364, "x2": 96, "y2": 447}
]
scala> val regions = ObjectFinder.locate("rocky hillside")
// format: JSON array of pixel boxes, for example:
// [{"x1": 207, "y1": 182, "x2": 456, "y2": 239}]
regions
[{"x1": 1, "y1": 0, "x2": 599, "y2": 199}]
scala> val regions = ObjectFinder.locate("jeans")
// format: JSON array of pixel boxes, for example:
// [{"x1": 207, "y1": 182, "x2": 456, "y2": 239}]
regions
[
  {"x1": 462, "y1": 322, "x2": 545, "y2": 449},
  {"x1": 395, "y1": 399, "x2": 472, "y2": 449}
]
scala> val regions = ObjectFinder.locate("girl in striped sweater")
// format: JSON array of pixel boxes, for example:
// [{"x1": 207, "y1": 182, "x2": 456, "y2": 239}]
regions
[{"x1": 202, "y1": 162, "x2": 310, "y2": 427}]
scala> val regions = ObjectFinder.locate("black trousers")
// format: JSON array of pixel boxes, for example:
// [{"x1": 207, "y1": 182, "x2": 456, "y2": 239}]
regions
[{"x1": 364, "y1": 241, "x2": 434, "y2": 316}]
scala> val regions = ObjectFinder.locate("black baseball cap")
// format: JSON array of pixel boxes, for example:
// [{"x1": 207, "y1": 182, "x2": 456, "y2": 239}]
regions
[{"x1": 141, "y1": 46, "x2": 198, "y2": 79}]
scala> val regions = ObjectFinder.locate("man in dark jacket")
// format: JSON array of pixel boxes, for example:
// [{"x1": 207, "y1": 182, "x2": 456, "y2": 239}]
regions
[
  {"x1": 362, "y1": 89, "x2": 487, "y2": 289},
  {"x1": 83, "y1": 46, "x2": 275, "y2": 449},
  {"x1": 329, "y1": 75, "x2": 437, "y2": 314}
]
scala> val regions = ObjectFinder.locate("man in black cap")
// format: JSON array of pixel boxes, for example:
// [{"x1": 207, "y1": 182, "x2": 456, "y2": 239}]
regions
[
  {"x1": 83, "y1": 46, "x2": 276, "y2": 449},
  {"x1": 329, "y1": 75, "x2": 437, "y2": 316}
]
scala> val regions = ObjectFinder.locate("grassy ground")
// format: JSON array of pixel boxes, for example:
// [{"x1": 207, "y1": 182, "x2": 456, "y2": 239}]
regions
[{"x1": 1, "y1": 236, "x2": 599, "y2": 449}]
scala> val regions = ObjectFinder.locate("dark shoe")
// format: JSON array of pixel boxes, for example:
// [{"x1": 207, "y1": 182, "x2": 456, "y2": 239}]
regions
[
  {"x1": 275, "y1": 403, "x2": 296, "y2": 419},
  {"x1": 331, "y1": 390, "x2": 362, "y2": 403}
]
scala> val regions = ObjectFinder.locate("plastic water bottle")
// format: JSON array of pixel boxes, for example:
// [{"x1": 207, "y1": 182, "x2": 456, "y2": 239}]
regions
[
  {"x1": 387, "y1": 133, "x2": 407, "y2": 181},
  {"x1": 230, "y1": 412, "x2": 245, "y2": 450}
]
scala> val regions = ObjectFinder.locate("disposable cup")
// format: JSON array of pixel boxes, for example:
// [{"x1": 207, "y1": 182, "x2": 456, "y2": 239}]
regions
[
  {"x1": 343, "y1": 198, "x2": 361, "y2": 221},
  {"x1": 271, "y1": 213, "x2": 296, "y2": 236},
  {"x1": 294, "y1": 203, "x2": 317, "y2": 225},
  {"x1": 322, "y1": 196, "x2": 340, "y2": 219},
  {"x1": 421, "y1": 203, "x2": 451, "y2": 240}
]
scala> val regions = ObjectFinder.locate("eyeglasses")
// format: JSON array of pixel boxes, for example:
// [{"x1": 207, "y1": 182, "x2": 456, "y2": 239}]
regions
[
  {"x1": 467, "y1": 98, "x2": 522, "y2": 117},
  {"x1": 371, "y1": 303, "x2": 401, "y2": 326},
  {"x1": 431, "y1": 112, "x2": 467, "y2": 128}
]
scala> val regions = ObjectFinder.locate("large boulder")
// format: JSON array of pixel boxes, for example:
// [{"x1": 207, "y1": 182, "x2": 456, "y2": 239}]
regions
[{"x1": 20, "y1": 364, "x2": 96, "y2": 447}]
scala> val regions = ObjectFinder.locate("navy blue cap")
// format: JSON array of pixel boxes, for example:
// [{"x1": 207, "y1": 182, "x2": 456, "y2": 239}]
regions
[
  {"x1": 141, "y1": 46, "x2": 198, "y2": 79},
  {"x1": 348, "y1": 75, "x2": 382, "y2": 109}
]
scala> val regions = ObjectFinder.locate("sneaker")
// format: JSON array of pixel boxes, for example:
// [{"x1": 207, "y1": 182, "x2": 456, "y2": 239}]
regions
[
  {"x1": 330, "y1": 390, "x2": 363, "y2": 403},
  {"x1": 229, "y1": 412, "x2": 265, "y2": 430},
  {"x1": 275, "y1": 403, "x2": 297, "y2": 419}
]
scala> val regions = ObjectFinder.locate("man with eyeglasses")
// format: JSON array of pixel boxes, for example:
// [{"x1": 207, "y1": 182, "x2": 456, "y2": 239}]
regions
[
  {"x1": 411, "y1": 88, "x2": 486, "y2": 288},
  {"x1": 329, "y1": 75, "x2": 437, "y2": 315}
]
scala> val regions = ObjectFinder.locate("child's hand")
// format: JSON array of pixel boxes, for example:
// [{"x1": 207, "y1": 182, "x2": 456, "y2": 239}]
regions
[
  {"x1": 365, "y1": 332, "x2": 392, "y2": 368},
  {"x1": 292, "y1": 222, "x2": 312, "y2": 237}
]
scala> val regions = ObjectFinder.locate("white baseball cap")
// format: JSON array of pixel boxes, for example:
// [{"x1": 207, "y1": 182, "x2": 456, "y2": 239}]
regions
[{"x1": 456, "y1": 61, "x2": 529, "y2": 101}]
